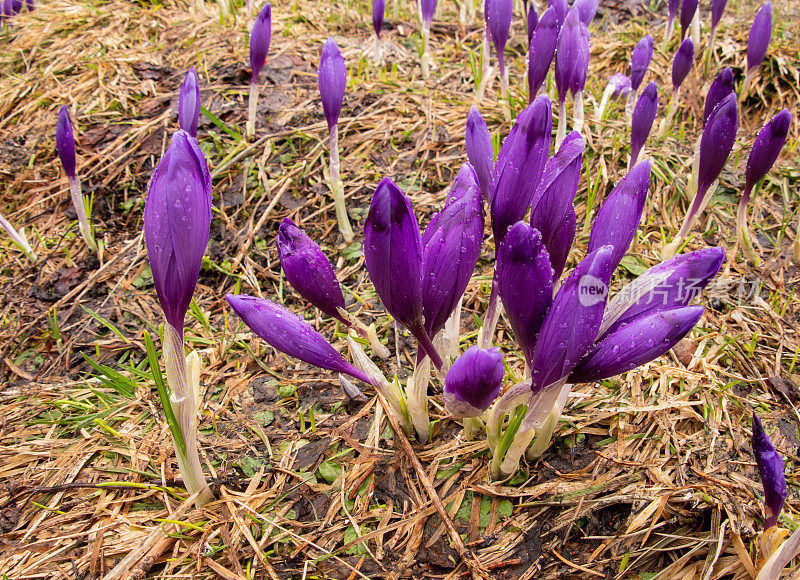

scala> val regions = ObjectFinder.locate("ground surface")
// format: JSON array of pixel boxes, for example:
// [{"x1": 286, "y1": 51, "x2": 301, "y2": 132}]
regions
[{"x1": 0, "y1": 0, "x2": 799, "y2": 578}]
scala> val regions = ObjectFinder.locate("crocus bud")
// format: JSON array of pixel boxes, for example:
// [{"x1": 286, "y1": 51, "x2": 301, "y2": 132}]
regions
[
  {"x1": 711, "y1": 0, "x2": 728, "y2": 29},
  {"x1": 572, "y1": 0, "x2": 597, "y2": 26},
  {"x1": 569, "y1": 305, "x2": 704, "y2": 383},
  {"x1": 372, "y1": 0, "x2": 385, "y2": 38},
  {"x1": 226, "y1": 294, "x2": 372, "y2": 385},
  {"x1": 527, "y1": 4, "x2": 538, "y2": 44},
  {"x1": 318, "y1": 38, "x2": 347, "y2": 134},
  {"x1": 630, "y1": 81, "x2": 658, "y2": 165},
  {"x1": 697, "y1": 93, "x2": 737, "y2": 198},
  {"x1": 496, "y1": 222, "x2": 553, "y2": 364},
  {"x1": 465, "y1": 107, "x2": 494, "y2": 202},
  {"x1": 364, "y1": 177, "x2": 423, "y2": 331},
  {"x1": 554, "y1": 8, "x2": 590, "y2": 103},
  {"x1": 527, "y1": 7, "x2": 558, "y2": 102},
  {"x1": 277, "y1": 218, "x2": 348, "y2": 325},
  {"x1": 487, "y1": 0, "x2": 512, "y2": 75},
  {"x1": 588, "y1": 159, "x2": 651, "y2": 274},
  {"x1": 609, "y1": 73, "x2": 632, "y2": 98},
  {"x1": 529, "y1": 131, "x2": 584, "y2": 280},
  {"x1": 421, "y1": 164, "x2": 484, "y2": 339},
  {"x1": 529, "y1": 245, "x2": 613, "y2": 391},
  {"x1": 752, "y1": 413, "x2": 787, "y2": 529},
  {"x1": 671, "y1": 38, "x2": 694, "y2": 92},
  {"x1": 745, "y1": 109, "x2": 792, "y2": 193},
  {"x1": 144, "y1": 130, "x2": 212, "y2": 329},
  {"x1": 444, "y1": 346, "x2": 504, "y2": 418},
  {"x1": 420, "y1": 0, "x2": 437, "y2": 29},
  {"x1": 679, "y1": 0, "x2": 697, "y2": 41},
  {"x1": 600, "y1": 246, "x2": 725, "y2": 339},
  {"x1": 249, "y1": 3, "x2": 272, "y2": 84},
  {"x1": 629, "y1": 35, "x2": 654, "y2": 92},
  {"x1": 703, "y1": 67, "x2": 735, "y2": 127},
  {"x1": 178, "y1": 67, "x2": 200, "y2": 137},
  {"x1": 490, "y1": 95, "x2": 552, "y2": 249},
  {"x1": 747, "y1": 2, "x2": 772, "y2": 73},
  {"x1": 56, "y1": 106, "x2": 77, "y2": 179}
]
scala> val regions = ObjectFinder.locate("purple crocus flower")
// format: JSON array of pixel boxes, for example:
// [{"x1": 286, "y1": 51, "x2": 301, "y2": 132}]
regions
[
  {"x1": 630, "y1": 81, "x2": 658, "y2": 166},
  {"x1": 421, "y1": 164, "x2": 484, "y2": 340},
  {"x1": 599, "y1": 246, "x2": 725, "y2": 339},
  {"x1": 444, "y1": 346, "x2": 504, "y2": 418},
  {"x1": 318, "y1": 38, "x2": 346, "y2": 134},
  {"x1": 56, "y1": 106, "x2": 77, "y2": 179},
  {"x1": 745, "y1": 109, "x2": 792, "y2": 194},
  {"x1": 249, "y1": 3, "x2": 272, "y2": 84},
  {"x1": 527, "y1": 4, "x2": 538, "y2": 45},
  {"x1": 277, "y1": 218, "x2": 348, "y2": 326},
  {"x1": 711, "y1": 0, "x2": 728, "y2": 29},
  {"x1": 667, "y1": 0, "x2": 680, "y2": 33},
  {"x1": 588, "y1": 160, "x2": 651, "y2": 274},
  {"x1": 529, "y1": 245, "x2": 613, "y2": 392},
  {"x1": 629, "y1": 35, "x2": 653, "y2": 92},
  {"x1": 144, "y1": 130, "x2": 212, "y2": 330},
  {"x1": 496, "y1": 222, "x2": 553, "y2": 364},
  {"x1": 554, "y1": 8, "x2": 590, "y2": 104},
  {"x1": 672, "y1": 38, "x2": 694, "y2": 92},
  {"x1": 364, "y1": 177, "x2": 441, "y2": 367},
  {"x1": 572, "y1": 0, "x2": 598, "y2": 26},
  {"x1": 226, "y1": 294, "x2": 372, "y2": 385},
  {"x1": 178, "y1": 67, "x2": 201, "y2": 137},
  {"x1": 420, "y1": 0, "x2": 437, "y2": 29},
  {"x1": 527, "y1": 7, "x2": 558, "y2": 102},
  {"x1": 696, "y1": 93, "x2": 738, "y2": 201},
  {"x1": 703, "y1": 67, "x2": 735, "y2": 127},
  {"x1": 490, "y1": 95, "x2": 552, "y2": 250},
  {"x1": 465, "y1": 106, "x2": 494, "y2": 203},
  {"x1": 747, "y1": 2, "x2": 772, "y2": 73},
  {"x1": 609, "y1": 73, "x2": 632, "y2": 98},
  {"x1": 529, "y1": 131, "x2": 584, "y2": 280},
  {"x1": 752, "y1": 413, "x2": 787, "y2": 529},
  {"x1": 679, "y1": 0, "x2": 697, "y2": 41},
  {"x1": 570, "y1": 306, "x2": 704, "y2": 382},
  {"x1": 372, "y1": 0, "x2": 385, "y2": 38},
  {"x1": 487, "y1": 0, "x2": 513, "y2": 78}
]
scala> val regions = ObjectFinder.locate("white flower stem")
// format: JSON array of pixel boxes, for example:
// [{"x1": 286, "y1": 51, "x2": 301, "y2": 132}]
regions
[
  {"x1": 476, "y1": 33, "x2": 491, "y2": 101},
  {"x1": 596, "y1": 85, "x2": 614, "y2": 121},
  {"x1": 704, "y1": 24, "x2": 717, "y2": 73},
  {"x1": 624, "y1": 90, "x2": 636, "y2": 123},
  {"x1": 478, "y1": 277, "x2": 501, "y2": 349},
  {"x1": 421, "y1": 27, "x2": 430, "y2": 80},
  {"x1": 573, "y1": 91, "x2": 584, "y2": 134},
  {"x1": 374, "y1": 36, "x2": 382, "y2": 65},
  {"x1": 737, "y1": 184, "x2": 759, "y2": 266},
  {"x1": 500, "y1": 65, "x2": 511, "y2": 121},
  {"x1": 405, "y1": 357, "x2": 431, "y2": 442},
  {"x1": 526, "y1": 406, "x2": 560, "y2": 461},
  {"x1": 555, "y1": 99, "x2": 567, "y2": 149},
  {"x1": 656, "y1": 90, "x2": 678, "y2": 139},
  {"x1": 68, "y1": 176, "x2": 96, "y2": 253},
  {"x1": 246, "y1": 82, "x2": 258, "y2": 140},
  {"x1": 163, "y1": 323, "x2": 213, "y2": 506},
  {"x1": 328, "y1": 126, "x2": 353, "y2": 243},
  {"x1": 739, "y1": 69, "x2": 754, "y2": 104}
]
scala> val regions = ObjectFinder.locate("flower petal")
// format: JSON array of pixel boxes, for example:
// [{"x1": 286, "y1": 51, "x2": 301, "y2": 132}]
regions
[
  {"x1": 444, "y1": 346, "x2": 504, "y2": 417},
  {"x1": 465, "y1": 106, "x2": 495, "y2": 202}
]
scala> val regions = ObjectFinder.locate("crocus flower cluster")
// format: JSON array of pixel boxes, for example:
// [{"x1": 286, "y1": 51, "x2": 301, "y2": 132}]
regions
[
  {"x1": 737, "y1": 109, "x2": 791, "y2": 264},
  {"x1": 246, "y1": 2, "x2": 271, "y2": 139},
  {"x1": 56, "y1": 106, "x2": 98, "y2": 254},
  {"x1": 144, "y1": 129, "x2": 214, "y2": 506},
  {"x1": 318, "y1": 38, "x2": 354, "y2": 242},
  {"x1": 554, "y1": 7, "x2": 590, "y2": 146}
]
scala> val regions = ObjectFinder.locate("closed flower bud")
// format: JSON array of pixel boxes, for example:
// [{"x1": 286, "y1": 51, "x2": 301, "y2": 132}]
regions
[
  {"x1": 747, "y1": 2, "x2": 772, "y2": 73},
  {"x1": 752, "y1": 413, "x2": 787, "y2": 529},
  {"x1": 444, "y1": 346, "x2": 504, "y2": 418},
  {"x1": 318, "y1": 38, "x2": 347, "y2": 133},
  {"x1": 629, "y1": 35, "x2": 653, "y2": 91},
  {"x1": 56, "y1": 106, "x2": 77, "y2": 179},
  {"x1": 249, "y1": 3, "x2": 272, "y2": 84},
  {"x1": 178, "y1": 67, "x2": 201, "y2": 137}
]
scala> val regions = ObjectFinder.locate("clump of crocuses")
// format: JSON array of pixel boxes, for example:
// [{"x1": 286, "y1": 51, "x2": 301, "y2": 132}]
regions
[
  {"x1": 247, "y1": 3, "x2": 271, "y2": 140},
  {"x1": 143, "y1": 129, "x2": 214, "y2": 506},
  {"x1": 56, "y1": 106, "x2": 98, "y2": 254},
  {"x1": 317, "y1": 38, "x2": 354, "y2": 242}
]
